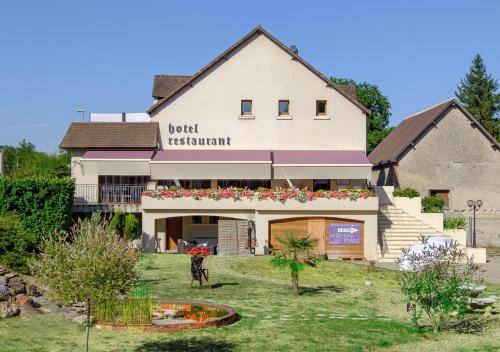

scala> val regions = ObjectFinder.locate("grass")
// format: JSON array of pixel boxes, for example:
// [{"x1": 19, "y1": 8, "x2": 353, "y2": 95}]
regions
[{"x1": 0, "y1": 254, "x2": 499, "y2": 351}]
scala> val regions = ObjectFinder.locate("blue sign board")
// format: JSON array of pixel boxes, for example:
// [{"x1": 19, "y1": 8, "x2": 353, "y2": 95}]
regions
[{"x1": 329, "y1": 223, "x2": 361, "y2": 245}]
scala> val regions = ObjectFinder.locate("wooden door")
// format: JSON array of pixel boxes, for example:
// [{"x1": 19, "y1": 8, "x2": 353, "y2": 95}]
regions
[
  {"x1": 166, "y1": 217, "x2": 183, "y2": 250},
  {"x1": 430, "y1": 190, "x2": 449, "y2": 208}
]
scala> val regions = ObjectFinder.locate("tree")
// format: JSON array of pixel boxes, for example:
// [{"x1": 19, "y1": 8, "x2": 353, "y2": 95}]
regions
[
  {"x1": 0, "y1": 140, "x2": 70, "y2": 178},
  {"x1": 270, "y1": 231, "x2": 318, "y2": 296},
  {"x1": 456, "y1": 54, "x2": 500, "y2": 141},
  {"x1": 30, "y1": 213, "x2": 139, "y2": 352},
  {"x1": 331, "y1": 78, "x2": 393, "y2": 152}
]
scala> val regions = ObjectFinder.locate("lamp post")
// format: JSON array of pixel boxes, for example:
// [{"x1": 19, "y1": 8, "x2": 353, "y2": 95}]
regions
[
  {"x1": 77, "y1": 109, "x2": 85, "y2": 121},
  {"x1": 467, "y1": 199, "x2": 483, "y2": 248}
]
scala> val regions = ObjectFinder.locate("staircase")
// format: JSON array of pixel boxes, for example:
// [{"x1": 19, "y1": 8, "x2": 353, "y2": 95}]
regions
[{"x1": 378, "y1": 205, "x2": 443, "y2": 262}]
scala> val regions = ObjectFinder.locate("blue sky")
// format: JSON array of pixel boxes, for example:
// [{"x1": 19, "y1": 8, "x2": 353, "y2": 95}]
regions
[{"x1": 1, "y1": 0, "x2": 499, "y2": 152}]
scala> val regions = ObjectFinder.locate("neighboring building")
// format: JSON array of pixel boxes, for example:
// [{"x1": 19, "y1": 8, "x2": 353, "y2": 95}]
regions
[
  {"x1": 369, "y1": 99, "x2": 500, "y2": 246},
  {"x1": 60, "y1": 26, "x2": 379, "y2": 259}
]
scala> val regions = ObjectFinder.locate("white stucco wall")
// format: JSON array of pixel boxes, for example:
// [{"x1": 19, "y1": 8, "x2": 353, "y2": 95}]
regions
[{"x1": 151, "y1": 33, "x2": 367, "y2": 151}]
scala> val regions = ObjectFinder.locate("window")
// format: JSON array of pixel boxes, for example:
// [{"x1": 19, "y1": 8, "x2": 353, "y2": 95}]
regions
[
  {"x1": 241, "y1": 100, "x2": 252, "y2": 115},
  {"x1": 336, "y1": 179, "x2": 350, "y2": 185},
  {"x1": 191, "y1": 216, "x2": 203, "y2": 224},
  {"x1": 313, "y1": 179, "x2": 330, "y2": 191},
  {"x1": 208, "y1": 216, "x2": 219, "y2": 224},
  {"x1": 430, "y1": 190, "x2": 449, "y2": 208},
  {"x1": 278, "y1": 100, "x2": 290, "y2": 115},
  {"x1": 217, "y1": 180, "x2": 271, "y2": 190},
  {"x1": 316, "y1": 100, "x2": 327, "y2": 115}
]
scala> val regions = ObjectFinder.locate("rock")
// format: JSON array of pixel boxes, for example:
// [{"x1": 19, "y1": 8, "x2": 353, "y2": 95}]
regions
[
  {"x1": 15, "y1": 295, "x2": 33, "y2": 306},
  {"x1": 72, "y1": 315, "x2": 94, "y2": 325},
  {"x1": 364, "y1": 281, "x2": 373, "y2": 287},
  {"x1": 8, "y1": 277, "x2": 26, "y2": 295},
  {"x1": 64, "y1": 310, "x2": 80, "y2": 320},
  {"x1": 31, "y1": 296, "x2": 51, "y2": 308},
  {"x1": 4, "y1": 273, "x2": 16, "y2": 281},
  {"x1": 0, "y1": 302, "x2": 20, "y2": 318},
  {"x1": 19, "y1": 303, "x2": 39, "y2": 317},
  {"x1": 36, "y1": 307, "x2": 52, "y2": 314},
  {"x1": 26, "y1": 283, "x2": 41, "y2": 297}
]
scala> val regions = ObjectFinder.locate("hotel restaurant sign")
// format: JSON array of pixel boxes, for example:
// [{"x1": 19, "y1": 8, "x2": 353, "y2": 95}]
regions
[{"x1": 167, "y1": 124, "x2": 231, "y2": 147}]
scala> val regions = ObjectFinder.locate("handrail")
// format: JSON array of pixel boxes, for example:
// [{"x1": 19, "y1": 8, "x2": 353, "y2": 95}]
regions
[{"x1": 74, "y1": 184, "x2": 146, "y2": 205}]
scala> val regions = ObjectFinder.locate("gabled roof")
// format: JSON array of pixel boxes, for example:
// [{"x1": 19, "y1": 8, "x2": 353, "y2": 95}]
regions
[
  {"x1": 368, "y1": 99, "x2": 500, "y2": 166},
  {"x1": 152, "y1": 75, "x2": 191, "y2": 99},
  {"x1": 147, "y1": 25, "x2": 370, "y2": 115},
  {"x1": 59, "y1": 122, "x2": 159, "y2": 150}
]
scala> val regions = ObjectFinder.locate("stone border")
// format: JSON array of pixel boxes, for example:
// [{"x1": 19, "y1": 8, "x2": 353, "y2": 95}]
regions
[{"x1": 94, "y1": 299, "x2": 238, "y2": 333}]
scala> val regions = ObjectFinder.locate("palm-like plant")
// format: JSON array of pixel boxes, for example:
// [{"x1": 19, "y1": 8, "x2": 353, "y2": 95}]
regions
[{"x1": 271, "y1": 231, "x2": 318, "y2": 296}]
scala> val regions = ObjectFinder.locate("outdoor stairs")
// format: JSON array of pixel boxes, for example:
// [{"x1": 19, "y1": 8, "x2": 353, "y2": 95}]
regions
[{"x1": 377, "y1": 205, "x2": 443, "y2": 262}]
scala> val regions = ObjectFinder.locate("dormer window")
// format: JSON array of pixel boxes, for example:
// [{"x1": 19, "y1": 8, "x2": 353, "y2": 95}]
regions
[
  {"x1": 316, "y1": 100, "x2": 327, "y2": 116},
  {"x1": 241, "y1": 100, "x2": 252, "y2": 115}
]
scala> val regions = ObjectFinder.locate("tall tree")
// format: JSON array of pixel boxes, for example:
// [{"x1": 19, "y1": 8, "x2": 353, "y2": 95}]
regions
[
  {"x1": 0, "y1": 140, "x2": 70, "y2": 178},
  {"x1": 455, "y1": 54, "x2": 500, "y2": 140},
  {"x1": 331, "y1": 78, "x2": 393, "y2": 152}
]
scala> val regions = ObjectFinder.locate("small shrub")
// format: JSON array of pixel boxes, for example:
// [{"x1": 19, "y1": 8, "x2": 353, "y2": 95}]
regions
[
  {"x1": 444, "y1": 217, "x2": 466, "y2": 230},
  {"x1": 109, "y1": 212, "x2": 139, "y2": 240},
  {"x1": 124, "y1": 214, "x2": 139, "y2": 240},
  {"x1": 271, "y1": 231, "x2": 318, "y2": 296},
  {"x1": 393, "y1": 188, "x2": 420, "y2": 198},
  {"x1": 422, "y1": 196, "x2": 444, "y2": 213},
  {"x1": 397, "y1": 237, "x2": 481, "y2": 333}
]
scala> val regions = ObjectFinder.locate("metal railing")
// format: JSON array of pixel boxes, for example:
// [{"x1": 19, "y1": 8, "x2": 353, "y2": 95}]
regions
[{"x1": 74, "y1": 184, "x2": 146, "y2": 205}]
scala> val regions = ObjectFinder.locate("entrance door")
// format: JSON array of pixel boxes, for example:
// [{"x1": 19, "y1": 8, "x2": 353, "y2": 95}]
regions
[{"x1": 166, "y1": 217, "x2": 183, "y2": 250}]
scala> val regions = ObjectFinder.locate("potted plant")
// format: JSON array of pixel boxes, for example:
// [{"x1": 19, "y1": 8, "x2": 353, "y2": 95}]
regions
[{"x1": 186, "y1": 247, "x2": 211, "y2": 287}]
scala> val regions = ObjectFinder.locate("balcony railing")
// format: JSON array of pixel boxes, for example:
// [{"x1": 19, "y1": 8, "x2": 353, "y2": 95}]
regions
[{"x1": 74, "y1": 184, "x2": 147, "y2": 205}]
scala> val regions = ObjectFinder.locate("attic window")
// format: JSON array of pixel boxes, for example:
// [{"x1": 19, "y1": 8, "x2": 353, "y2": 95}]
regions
[
  {"x1": 316, "y1": 100, "x2": 327, "y2": 115},
  {"x1": 278, "y1": 100, "x2": 289, "y2": 115},
  {"x1": 241, "y1": 100, "x2": 252, "y2": 115}
]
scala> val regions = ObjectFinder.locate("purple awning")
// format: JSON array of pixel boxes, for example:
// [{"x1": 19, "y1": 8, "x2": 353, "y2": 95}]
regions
[
  {"x1": 152, "y1": 150, "x2": 272, "y2": 162},
  {"x1": 82, "y1": 150, "x2": 155, "y2": 160},
  {"x1": 273, "y1": 150, "x2": 371, "y2": 165}
]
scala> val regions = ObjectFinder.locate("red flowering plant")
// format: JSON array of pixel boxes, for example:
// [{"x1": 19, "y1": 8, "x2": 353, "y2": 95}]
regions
[
  {"x1": 186, "y1": 246, "x2": 211, "y2": 257},
  {"x1": 143, "y1": 187, "x2": 374, "y2": 203}
]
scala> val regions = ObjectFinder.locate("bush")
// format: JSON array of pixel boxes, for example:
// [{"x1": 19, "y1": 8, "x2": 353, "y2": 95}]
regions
[
  {"x1": 397, "y1": 237, "x2": 481, "y2": 332},
  {"x1": 124, "y1": 214, "x2": 139, "y2": 240},
  {"x1": 109, "y1": 211, "x2": 139, "y2": 240},
  {"x1": 31, "y1": 212, "x2": 139, "y2": 305},
  {"x1": 422, "y1": 196, "x2": 444, "y2": 213},
  {"x1": 31, "y1": 212, "x2": 139, "y2": 350},
  {"x1": 0, "y1": 177, "x2": 74, "y2": 239},
  {"x1": 444, "y1": 217, "x2": 466, "y2": 230},
  {"x1": 0, "y1": 212, "x2": 38, "y2": 273},
  {"x1": 393, "y1": 188, "x2": 420, "y2": 198}
]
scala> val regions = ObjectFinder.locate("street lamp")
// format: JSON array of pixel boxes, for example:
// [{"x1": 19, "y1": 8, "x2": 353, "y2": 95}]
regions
[
  {"x1": 467, "y1": 199, "x2": 483, "y2": 248},
  {"x1": 77, "y1": 109, "x2": 85, "y2": 121}
]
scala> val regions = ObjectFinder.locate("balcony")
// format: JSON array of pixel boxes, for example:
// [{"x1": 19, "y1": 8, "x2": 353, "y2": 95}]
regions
[
  {"x1": 74, "y1": 184, "x2": 146, "y2": 212},
  {"x1": 141, "y1": 188, "x2": 378, "y2": 213}
]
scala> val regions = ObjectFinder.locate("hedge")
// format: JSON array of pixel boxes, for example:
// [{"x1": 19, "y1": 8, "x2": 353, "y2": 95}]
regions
[{"x1": 0, "y1": 177, "x2": 74, "y2": 237}]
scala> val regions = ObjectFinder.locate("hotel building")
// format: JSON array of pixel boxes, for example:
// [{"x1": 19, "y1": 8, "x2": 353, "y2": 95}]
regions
[{"x1": 60, "y1": 26, "x2": 380, "y2": 260}]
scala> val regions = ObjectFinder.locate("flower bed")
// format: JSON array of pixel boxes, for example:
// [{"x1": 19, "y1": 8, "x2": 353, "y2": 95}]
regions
[{"x1": 142, "y1": 187, "x2": 374, "y2": 203}]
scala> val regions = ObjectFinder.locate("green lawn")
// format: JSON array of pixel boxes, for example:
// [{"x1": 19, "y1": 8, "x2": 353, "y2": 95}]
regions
[{"x1": 1, "y1": 254, "x2": 499, "y2": 352}]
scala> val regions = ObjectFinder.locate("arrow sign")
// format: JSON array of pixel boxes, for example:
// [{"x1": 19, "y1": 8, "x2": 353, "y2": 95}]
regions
[{"x1": 329, "y1": 223, "x2": 361, "y2": 245}]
